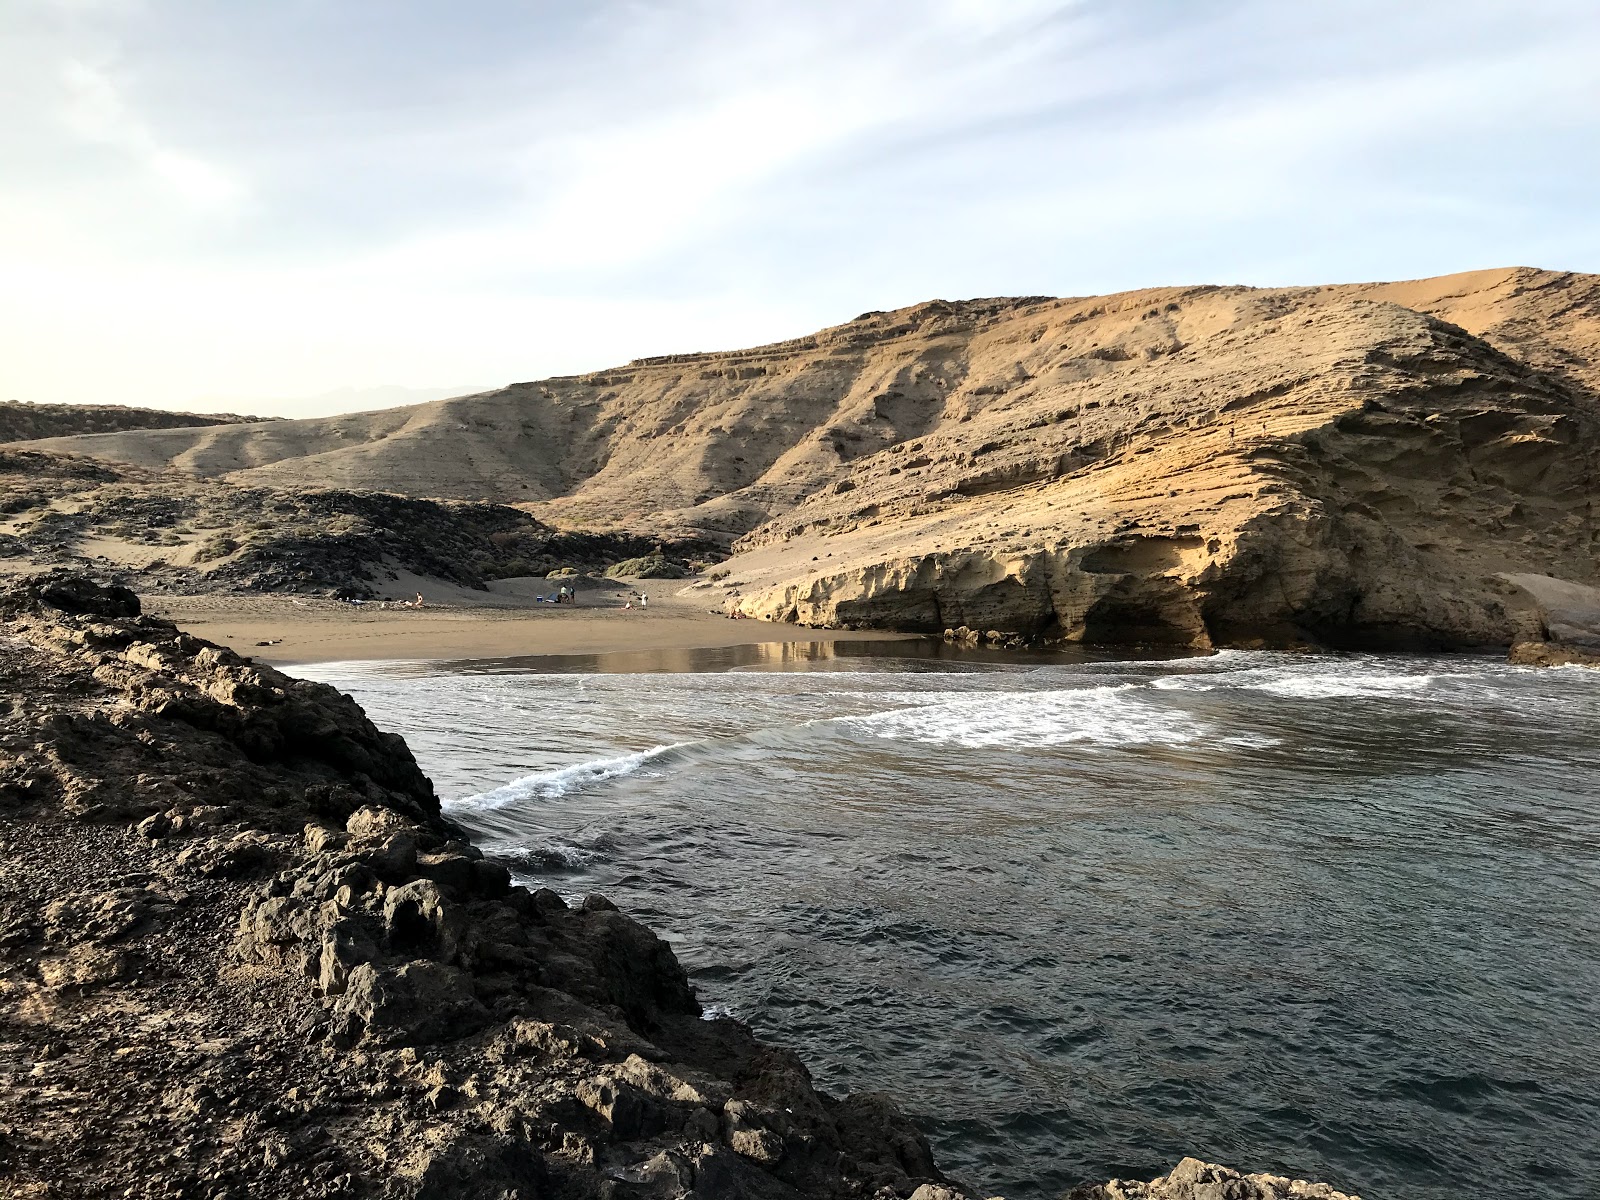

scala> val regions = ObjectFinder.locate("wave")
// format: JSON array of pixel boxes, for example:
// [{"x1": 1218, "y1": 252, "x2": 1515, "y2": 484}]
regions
[
  {"x1": 1154, "y1": 670, "x2": 1439, "y2": 700},
  {"x1": 838, "y1": 685, "x2": 1219, "y2": 750},
  {"x1": 449, "y1": 742, "x2": 696, "y2": 812},
  {"x1": 493, "y1": 835, "x2": 615, "y2": 874}
]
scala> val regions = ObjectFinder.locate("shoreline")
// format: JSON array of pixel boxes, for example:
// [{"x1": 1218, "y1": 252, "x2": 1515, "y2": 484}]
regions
[{"x1": 147, "y1": 590, "x2": 917, "y2": 666}]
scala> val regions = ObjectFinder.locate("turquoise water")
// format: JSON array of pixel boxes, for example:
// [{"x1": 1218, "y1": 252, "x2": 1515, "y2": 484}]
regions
[{"x1": 298, "y1": 644, "x2": 1600, "y2": 1199}]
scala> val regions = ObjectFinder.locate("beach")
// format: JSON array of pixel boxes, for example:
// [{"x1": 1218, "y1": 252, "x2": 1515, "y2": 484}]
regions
[{"x1": 146, "y1": 575, "x2": 913, "y2": 665}]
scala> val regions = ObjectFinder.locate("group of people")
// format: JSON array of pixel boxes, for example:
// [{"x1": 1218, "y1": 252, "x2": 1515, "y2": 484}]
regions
[{"x1": 365, "y1": 584, "x2": 655, "y2": 611}]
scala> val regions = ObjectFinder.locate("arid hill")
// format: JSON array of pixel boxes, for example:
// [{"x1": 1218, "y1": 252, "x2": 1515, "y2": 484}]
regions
[
  {"x1": 13, "y1": 266, "x2": 1600, "y2": 650},
  {"x1": 0, "y1": 448, "x2": 714, "y2": 598},
  {"x1": 0, "y1": 399, "x2": 266, "y2": 443}
]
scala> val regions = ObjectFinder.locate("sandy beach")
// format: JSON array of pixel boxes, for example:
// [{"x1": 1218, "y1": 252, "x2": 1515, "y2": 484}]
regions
[{"x1": 146, "y1": 575, "x2": 914, "y2": 665}]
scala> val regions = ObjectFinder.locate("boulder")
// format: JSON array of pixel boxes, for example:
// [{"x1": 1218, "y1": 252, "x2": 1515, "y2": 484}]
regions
[{"x1": 1065, "y1": 1157, "x2": 1361, "y2": 1200}]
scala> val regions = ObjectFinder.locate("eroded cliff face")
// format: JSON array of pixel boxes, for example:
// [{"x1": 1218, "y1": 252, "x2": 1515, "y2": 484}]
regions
[
  {"x1": 0, "y1": 574, "x2": 946, "y2": 1199},
  {"x1": 718, "y1": 297, "x2": 1599, "y2": 651}
]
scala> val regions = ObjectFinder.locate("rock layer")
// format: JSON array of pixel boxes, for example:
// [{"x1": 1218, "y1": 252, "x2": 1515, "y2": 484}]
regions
[{"x1": 719, "y1": 297, "x2": 1600, "y2": 650}]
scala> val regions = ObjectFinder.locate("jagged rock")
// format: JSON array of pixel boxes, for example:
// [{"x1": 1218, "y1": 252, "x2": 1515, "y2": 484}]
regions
[
  {"x1": 0, "y1": 574, "x2": 959, "y2": 1199},
  {"x1": 337, "y1": 960, "x2": 490, "y2": 1044},
  {"x1": 1065, "y1": 1157, "x2": 1360, "y2": 1200},
  {"x1": 1509, "y1": 639, "x2": 1600, "y2": 667}
]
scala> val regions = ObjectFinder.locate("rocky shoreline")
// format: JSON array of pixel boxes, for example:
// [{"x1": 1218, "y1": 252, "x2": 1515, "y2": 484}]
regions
[{"x1": 0, "y1": 573, "x2": 1359, "y2": 1199}]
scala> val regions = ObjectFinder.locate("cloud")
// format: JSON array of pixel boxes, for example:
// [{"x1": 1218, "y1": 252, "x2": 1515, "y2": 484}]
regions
[
  {"x1": 58, "y1": 58, "x2": 242, "y2": 209},
  {"x1": 0, "y1": 0, "x2": 1596, "y2": 411}
]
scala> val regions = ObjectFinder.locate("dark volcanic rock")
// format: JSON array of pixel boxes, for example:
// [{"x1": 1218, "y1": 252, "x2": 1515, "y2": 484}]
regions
[
  {"x1": 0, "y1": 446, "x2": 726, "y2": 596},
  {"x1": 0, "y1": 574, "x2": 949, "y2": 1200}
]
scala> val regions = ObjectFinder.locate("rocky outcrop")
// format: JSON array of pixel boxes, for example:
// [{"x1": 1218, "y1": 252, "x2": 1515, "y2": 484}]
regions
[
  {"x1": 0, "y1": 450, "x2": 719, "y2": 595},
  {"x1": 0, "y1": 399, "x2": 266, "y2": 444},
  {"x1": 1064, "y1": 1158, "x2": 1359, "y2": 1200},
  {"x1": 1502, "y1": 573, "x2": 1600, "y2": 667},
  {"x1": 718, "y1": 299, "x2": 1600, "y2": 651},
  {"x1": 0, "y1": 573, "x2": 944, "y2": 1199}
]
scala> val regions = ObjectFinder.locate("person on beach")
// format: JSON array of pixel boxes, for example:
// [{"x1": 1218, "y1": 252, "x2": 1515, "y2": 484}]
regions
[
  {"x1": 639, "y1": 593, "x2": 648, "y2": 610},
  {"x1": 414, "y1": 592, "x2": 425, "y2": 608}
]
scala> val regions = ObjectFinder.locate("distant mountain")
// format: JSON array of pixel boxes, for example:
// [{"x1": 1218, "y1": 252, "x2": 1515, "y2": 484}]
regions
[{"x1": 0, "y1": 400, "x2": 267, "y2": 444}]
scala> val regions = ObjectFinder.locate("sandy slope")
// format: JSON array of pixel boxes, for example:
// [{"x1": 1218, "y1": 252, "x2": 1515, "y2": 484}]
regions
[{"x1": 148, "y1": 578, "x2": 909, "y2": 666}]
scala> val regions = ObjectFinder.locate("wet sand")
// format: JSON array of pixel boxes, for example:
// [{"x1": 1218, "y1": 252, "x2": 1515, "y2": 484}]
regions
[{"x1": 148, "y1": 581, "x2": 912, "y2": 666}]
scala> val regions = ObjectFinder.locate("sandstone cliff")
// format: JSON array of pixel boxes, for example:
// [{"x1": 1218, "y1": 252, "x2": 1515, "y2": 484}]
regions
[
  {"x1": 716, "y1": 293, "x2": 1599, "y2": 650},
  {"x1": 13, "y1": 268, "x2": 1599, "y2": 650}
]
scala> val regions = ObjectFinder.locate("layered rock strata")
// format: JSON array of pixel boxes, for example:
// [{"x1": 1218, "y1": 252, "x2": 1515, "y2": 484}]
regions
[
  {"x1": 0, "y1": 574, "x2": 945, "y2": 1199},
  {"x1": 717, "y1": 297, "x2": 1600, "y2": 650}
]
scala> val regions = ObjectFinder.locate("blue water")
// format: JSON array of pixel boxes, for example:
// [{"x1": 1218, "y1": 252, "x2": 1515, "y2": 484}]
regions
[{"x1": 297, "y1": 643, "x2": 1600, "y2": 1199}]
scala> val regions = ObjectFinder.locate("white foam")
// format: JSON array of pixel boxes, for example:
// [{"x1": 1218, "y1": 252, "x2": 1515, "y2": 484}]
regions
[
  {"x1": 1153, "y1": 668, "x2": 1440, "y2": 700},
  {"x1": 498, "y1": 838, "x2": 602, "y2": 873},
  {"x1": 448, "y1": 742, "x2": 693, "y2": 812},
  {"x1": 1253, "y1": 673, "x2": 1436, "y2": 700},
  {"x1": 840, "y1": 685, "x2": 1213, "y2": 750}
]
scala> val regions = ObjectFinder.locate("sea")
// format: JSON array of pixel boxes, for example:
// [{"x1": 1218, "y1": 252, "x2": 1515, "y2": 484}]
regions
[{"x1": 295, "y1": 641, "x2": 1600, "y2": 1200}]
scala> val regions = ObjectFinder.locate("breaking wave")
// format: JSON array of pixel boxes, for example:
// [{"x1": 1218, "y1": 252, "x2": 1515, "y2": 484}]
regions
[
  {"x1": 449, "y1": 742, "x2": 695, "y2": 812},
  {"x1": 840, "y1": 685, "x2": 1213, "y2": 749}
]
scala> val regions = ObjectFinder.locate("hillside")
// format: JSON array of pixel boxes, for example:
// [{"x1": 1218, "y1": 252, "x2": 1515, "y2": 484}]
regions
[
  {"x1": 0, "y1": 448, "x2": 714, "y2": 598},
  {"x1": 11, "y1": 266, "x2": 1600, "y2": 650},
  {"x1": 0, "y1": 399, "x2": 266, "y2": 442}
]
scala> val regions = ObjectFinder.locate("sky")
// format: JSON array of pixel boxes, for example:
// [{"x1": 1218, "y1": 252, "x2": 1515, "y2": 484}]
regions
[{"x1": 3, "y1": 0, "x2": 1598, "y2": 417}]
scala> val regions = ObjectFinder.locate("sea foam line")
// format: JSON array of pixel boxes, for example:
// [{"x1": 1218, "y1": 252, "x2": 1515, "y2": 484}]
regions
[
  {"x1": 448, "y1": 742, "x2": 695, "y2": 812},
  {"x1": 1153, "y1": 670, "x2": 1440, "y2": 699},
  {"x1": 836, "y1": 684, "x2": 1217, "y2": 750}
]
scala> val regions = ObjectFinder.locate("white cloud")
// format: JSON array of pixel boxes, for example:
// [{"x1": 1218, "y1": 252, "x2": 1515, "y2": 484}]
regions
[
  {"x1": 59, "y1": 58, "x2": 242, "y2": 210},
  {"x1": 0, "y1": 0, "x2": 1596, "y2": 412}
]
